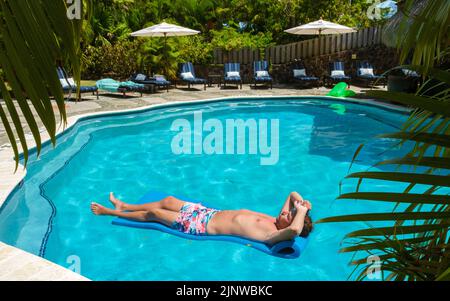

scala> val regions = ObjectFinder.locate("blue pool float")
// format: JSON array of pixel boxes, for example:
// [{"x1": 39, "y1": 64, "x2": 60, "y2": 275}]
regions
[{"x1": 112, "y1": 191, "x2": 309, "y2": 259}]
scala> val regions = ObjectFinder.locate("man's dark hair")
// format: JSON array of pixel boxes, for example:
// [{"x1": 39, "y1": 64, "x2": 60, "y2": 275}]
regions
[{"x1": 300, "y1": 213, "x2": 313, "y2": 238}]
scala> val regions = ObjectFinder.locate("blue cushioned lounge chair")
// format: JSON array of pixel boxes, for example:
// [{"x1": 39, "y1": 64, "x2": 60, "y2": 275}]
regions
[
  {"x1": 223, "y1": 62, "x2": 243, "y2": 89},
  {"x1": 130, "y1": 73, "x2": 172, "y2": 92},
  {"x1": 327, "y1": 61, "x2": 351, "y2": 87},
  {"x1": 291, "y1": 61, "x2": 320, "y2": 88},
  {"x1": 177, "y1": 62, "x2": 207, "y2": 90},
  {"x1": 355, "y1": 61, "x2": 385, "y2": 87},
  {"x1": 253, "y1": 60, "x2": 273, "y2": 89},
  {"x1": 57, "y1": 66, "x2": 98, "y2": 99}
]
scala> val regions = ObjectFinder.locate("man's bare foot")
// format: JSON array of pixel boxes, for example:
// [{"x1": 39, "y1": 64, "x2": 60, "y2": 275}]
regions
[
  {"x1": 109, "y1": 192, "x2": 126, "y2": 211},
  {"x1": 91, "y1": 202, "x2": 112, "y2": 216}
]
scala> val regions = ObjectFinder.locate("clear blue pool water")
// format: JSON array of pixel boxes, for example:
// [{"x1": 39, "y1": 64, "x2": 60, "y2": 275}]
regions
[{"x1": 0, "y1": 97, "x2": 412, "y2": 280}]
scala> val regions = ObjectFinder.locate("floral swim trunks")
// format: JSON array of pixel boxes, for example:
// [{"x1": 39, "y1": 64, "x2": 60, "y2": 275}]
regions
[{"x1": 172, "y1": 202, "x2": 221, "y2": 235}]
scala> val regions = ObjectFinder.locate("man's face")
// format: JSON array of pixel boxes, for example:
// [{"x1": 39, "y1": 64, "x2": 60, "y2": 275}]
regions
[{"x1": 275, "y1": 209, "x2": 295, "y2": 229}]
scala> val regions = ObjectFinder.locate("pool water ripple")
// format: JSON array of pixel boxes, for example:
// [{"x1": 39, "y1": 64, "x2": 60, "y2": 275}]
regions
[{"x1": 0, "y1": 98, "x2": 412, "y2": 280}]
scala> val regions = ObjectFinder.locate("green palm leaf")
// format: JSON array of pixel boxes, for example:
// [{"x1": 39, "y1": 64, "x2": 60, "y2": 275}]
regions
[
  {"x1": 340, "y1": 236, "x2": 433, "y2": 253},
  {"x1": 376, "y1": 157, "x2": 450, "y2": 170},
  {"x1": 318, "y1": 211, "x2": 450, "y2": 223},
  {"x1": 0, "y1": 0, "x2": 84, "y2": 167},
  {"x1": 378, "y1": 132, "x2": 450, "y2": 148},
  {"x1": 319, "y1": 0, "x2": 450, "y2": 281},
  {"x1": 345, "y1": 172, "x2": 450, "y2": 187},
  {"x1": 337, "y1": 192, "x2": 450, "y2": 205},
  {"x1": 367, "y1": 91, "x2": 450, "y2": 117},
  {"x1": 436, "y1": 267, "x2": 450, "y2": 281},
  {"x1": 345, "y1": 224, "x2": 450, "y2": 238}
]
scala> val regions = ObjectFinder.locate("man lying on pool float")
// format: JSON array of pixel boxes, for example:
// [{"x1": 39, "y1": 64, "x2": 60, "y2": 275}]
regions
[{"x1": 91, "y1": 191, "x2": 313, "y2": 244}]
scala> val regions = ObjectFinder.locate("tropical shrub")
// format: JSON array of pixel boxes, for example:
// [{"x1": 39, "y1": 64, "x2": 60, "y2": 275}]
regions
[
  {"x1": 82, "y1": 40, "x2": 142, "y2": 79},
  {"x1": 178, "y1": 35, "x2": 214, "y2": 66},
  {"x1": 210, "y1": 26, "x2": 273, "y2": 52},
  {"x1": 79, "y1": 0, "x2": 380, "y2": 79}
]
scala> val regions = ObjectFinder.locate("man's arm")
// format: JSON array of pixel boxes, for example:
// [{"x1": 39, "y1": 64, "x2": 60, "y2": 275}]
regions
[
  {"x1": 265, "y1": 227, "x2": 299, "y2": 245},
  {"x1": 266, "y1": 205, "x2": 308, "y2": 245},
  {"x1": 279, "y1": 191, "x2": 303, "y2": 215}
]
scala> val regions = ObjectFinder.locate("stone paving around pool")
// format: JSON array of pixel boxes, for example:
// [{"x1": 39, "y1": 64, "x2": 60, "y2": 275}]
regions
[
  {"x1": 0, "y1": 83, "x2": 389, "y2": 280},
  {"x1": 0, "y1": 242, "x2": 88, "y2": 280}
]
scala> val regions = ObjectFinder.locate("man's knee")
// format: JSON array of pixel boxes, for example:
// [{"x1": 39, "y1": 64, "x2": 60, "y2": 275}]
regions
[
  {"x1": 161, "y1": 196, "x2": 176, "y2": 207},
  {"x1": 145, "y1": 208, "x2": 163, "y2": 220}
]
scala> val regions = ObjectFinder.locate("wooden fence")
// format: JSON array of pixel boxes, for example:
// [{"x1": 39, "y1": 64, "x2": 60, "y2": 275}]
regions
[{"x1": 213, "y1": 26, "x2": 383, "y2": 65}]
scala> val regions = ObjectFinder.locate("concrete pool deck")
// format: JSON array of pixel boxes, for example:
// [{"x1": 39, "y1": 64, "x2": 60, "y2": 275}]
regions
[
  {"x1": 0, "y1": 242, "x2": 88, "y2": 281},
  {"x1": 0, "y1": 84, "x2": 399, "y2": 280}
]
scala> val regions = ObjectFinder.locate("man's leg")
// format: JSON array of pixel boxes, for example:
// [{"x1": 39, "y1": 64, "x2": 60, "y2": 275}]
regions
[
  {"x1": 91, "y1": 202, "x2": 178, "y2": 227},
  {"x1": 109, "y1": 193, "x2": 186, "y2": 212}
]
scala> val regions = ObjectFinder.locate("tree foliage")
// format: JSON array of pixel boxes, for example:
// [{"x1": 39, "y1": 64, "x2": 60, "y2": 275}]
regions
[{"x1": 82, "y1": 0, "x2": 379, "y2": 77}]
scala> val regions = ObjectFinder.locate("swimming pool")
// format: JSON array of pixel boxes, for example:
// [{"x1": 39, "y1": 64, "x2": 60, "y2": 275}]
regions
[{"x1": 0, "y1": 97, "x2": 410, "y2": 280}]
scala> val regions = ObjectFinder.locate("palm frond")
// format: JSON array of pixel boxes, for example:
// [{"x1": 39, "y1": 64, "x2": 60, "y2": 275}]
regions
[
  {"x1": 0, "y1": 0, "x2": 83, "y2": 168},
  {"x1": 319, "y1": 0, "x2": 450, "y2": 280}
]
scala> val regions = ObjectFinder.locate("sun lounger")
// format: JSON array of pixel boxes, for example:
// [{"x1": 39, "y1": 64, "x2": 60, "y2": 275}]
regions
[
  {"x1": 130, "y1": 73, "x2": 172, "y2": 92},
  {"x1": 57, "y1": 66, "x2": 98, "y2": 99},
  {"x1": 355, "y1": 61, "x2": 385, "y2": 87},
  {"x1": 326, "y1": 61, "x2": 351, "y2": 87},
  {"x1": 176, "y1": 62, "x2": 207, "y2": 90},
  {"x1": 253, "y1": 60, "x2": 273, "y2": 89},
  {"x1": 291, "y1": 62, "x2": 320, "y2": 88},
  {"x1": 223, "y1": 62, "x2": 243, "y2": 89}
]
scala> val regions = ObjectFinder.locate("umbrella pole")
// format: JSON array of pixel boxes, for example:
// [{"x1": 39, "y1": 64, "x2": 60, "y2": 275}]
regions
[
  {"x1": 318, "y1": 29, "x2": 322, "y2": 76},
  {"x1": 318, "y1": 29, "x2": 322, "y2": 56},
  {"x1": 164, "y1": 32, "x2": 167, "y2": 78}
]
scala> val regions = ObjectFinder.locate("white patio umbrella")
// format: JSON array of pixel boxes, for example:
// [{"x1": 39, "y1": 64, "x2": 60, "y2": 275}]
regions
[
  {"x1": 284, "y1": 18, "x2": 356, "y2": 36},
  {"x1": 284, "y1": 19, "x2": 356, "y2": 56},
  {"x1": 131, "y1": 22, "x2": 200, "y2": 75},
  {"x1": 131, "y1": 21, "x2": 200, "y2": 38}
]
